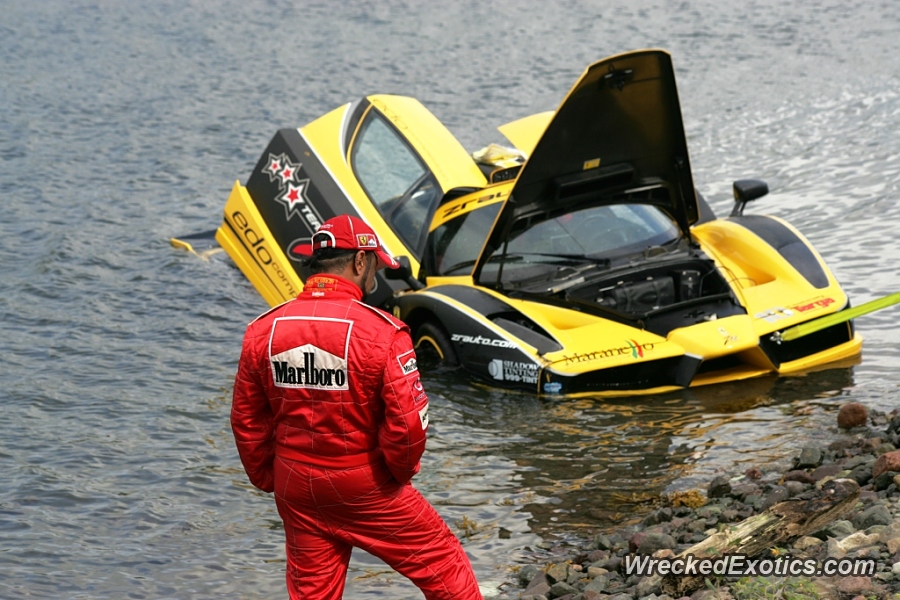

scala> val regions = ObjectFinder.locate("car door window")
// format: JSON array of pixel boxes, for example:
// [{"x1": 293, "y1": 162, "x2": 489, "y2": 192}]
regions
[
  {"x1": 352, "y1": 112, "x2": 439, "y2": 255},
  {"x1": 427, "y1": 201, "x2": 502, "y2": 276}
]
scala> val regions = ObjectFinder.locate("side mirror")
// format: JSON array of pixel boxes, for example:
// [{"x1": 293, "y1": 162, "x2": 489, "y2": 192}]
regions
[
  {"x1": 730, "y1": 179, "x2": 769, "y2": 217},
  {"x1": 384, "y1": 255, "x2": 425, "y2": 290}
]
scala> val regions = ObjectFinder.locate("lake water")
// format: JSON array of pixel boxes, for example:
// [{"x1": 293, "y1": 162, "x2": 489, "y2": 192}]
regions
[{"x1": 2, "y1": 1, "x2": 899, "y2": 598}]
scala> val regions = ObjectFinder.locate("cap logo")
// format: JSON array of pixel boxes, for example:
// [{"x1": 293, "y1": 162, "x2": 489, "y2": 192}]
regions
[
  {"x1": 356, "y1": 234, "x2": 378, "y2": 248},
  {"x1": 313, "y1": 231, "x2": 336, "y2": 248}
]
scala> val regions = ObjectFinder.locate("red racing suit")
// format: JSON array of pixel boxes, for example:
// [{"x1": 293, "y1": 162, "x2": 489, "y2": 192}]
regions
[{"x1": 231, "y1": 273, "x2": 481, "y2": 600}]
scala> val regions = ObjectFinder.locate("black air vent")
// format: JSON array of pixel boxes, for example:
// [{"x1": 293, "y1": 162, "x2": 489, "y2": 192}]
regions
[{"x1": 554, "y1": 163, "x2": 635, "y2": 201}]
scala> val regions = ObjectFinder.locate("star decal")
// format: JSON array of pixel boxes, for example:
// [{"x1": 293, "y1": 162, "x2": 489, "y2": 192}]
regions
[
  {"x1": 277, "y1": 180, "x2": 312, "y2": 220},
  {"x1": 263, "y1": 152, "x2": 301, "y2": 188}
]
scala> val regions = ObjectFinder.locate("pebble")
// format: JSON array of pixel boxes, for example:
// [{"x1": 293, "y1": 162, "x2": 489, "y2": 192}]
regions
[
  {"x1": 837, "y1": 402, "x2": 868, "y2": 429},
  {"x1": 874, "y1": 449, "x2": 900, "y2": 479},
  {"x1": 499, "y1": 405, "x2": 900, "y2": 600}
]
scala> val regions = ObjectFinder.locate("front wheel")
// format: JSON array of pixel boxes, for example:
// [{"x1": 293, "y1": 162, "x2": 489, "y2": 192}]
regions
[{"x1": 413, "y1": 321, "x2": 458, "y2": 368}]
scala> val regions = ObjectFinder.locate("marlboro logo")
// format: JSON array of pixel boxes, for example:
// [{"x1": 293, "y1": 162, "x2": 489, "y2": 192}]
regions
[{"x1": 268, "y1": 317, "x2": 351, "y2": 390}]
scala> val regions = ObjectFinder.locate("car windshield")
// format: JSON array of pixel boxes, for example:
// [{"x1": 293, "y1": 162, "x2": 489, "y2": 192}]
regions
[{"x1": 479, "y1": 203, "x2": 681, "y2": 286}]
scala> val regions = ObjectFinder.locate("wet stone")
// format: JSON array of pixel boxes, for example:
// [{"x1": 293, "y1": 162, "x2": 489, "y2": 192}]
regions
[
  {"x1": 545, "y1": 562, "x2": 569, "y2": 584},
  {"x1": 811, "y1": 463, "x2": 843, "y2": 481},
  {"x1": 695, "y1": 505, "x2": 722, "y2": 520},
  {"x1": 875, "y1": 471, "x2": 899, "y2": 491},
  {"x1": 548, "y1": 581, "x2": 577, "y2": 597},
  {"x1": 795, "y1": 446, "x2": 823, "y2": 469},
  {"x1": 707, "y1": 475, "x2": 731, "y2": 498},
  {"x1": 852, "y1": 504, "x2": 893, "y2": 529},
  {"x1": 816, "y1": 519, "x2": 855, "y2": 540},
  {"x1": 523, "y1": 572, "x2": 551, "y2": 598},
  {"x1": 591, "y1": 534, "x2": 613, "y2": 550},
  {"x1": 873, "y1": 450, "x2": 900, "y2": 479},
  {"x1": 761, "y1": 485, "x2": 789, "y2": 510},
  {"x1": 849, "y1": 464, "x2": 873, "y2": 485},
  {"x1": 876, "y1": 443, "x2": 897, "y2": 456},
  {"x1": 830, "y1": 438, "x2": 856, "y2": 454},
  {"x1": 642, "y1": 507, "x2": 673, "y2": 527},
  {"x1": 636, "y1": 574, "x2": 662, "y2": 597},
  {"x1": 783, "y1": 470, "x2": 816, "y2": 484},
  {"x1": 836, "y1": 575, "x2": 873, "y2": 596},
  {"x1": 518, "y1": 564, "x2": 542, "y2": 586},
  {"x1": 638, "y1": 532, "x2": 678, "y2": 554},
  {"x1": 837, "y1": 402, "x2": 868, "y2": 429},
  {"x1": 784, "y1": 480, "x2": 808, "y2": 497}
]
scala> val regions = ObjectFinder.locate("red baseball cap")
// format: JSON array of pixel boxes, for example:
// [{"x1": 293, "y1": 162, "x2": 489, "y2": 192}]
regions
[{"x1": 294, "y1": 214, "x2": 399, "y2": 269}]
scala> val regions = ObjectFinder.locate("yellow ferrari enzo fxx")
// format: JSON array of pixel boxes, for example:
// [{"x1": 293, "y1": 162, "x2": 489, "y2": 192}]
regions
[{"x1": 202, "y1": 49, "x2": 862, "y2": 396}]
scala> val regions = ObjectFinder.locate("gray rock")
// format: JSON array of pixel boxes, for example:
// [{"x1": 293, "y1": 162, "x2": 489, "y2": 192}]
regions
[
  {"x1": 874, "y1": 470, "x2": 899, "y2": 491},
  {"x1": 876, "y1": 442, "x2": 897, "y2": 455},
  {"x1": 744, "y1": 494, "x2": 764, "y2": 511},
  {"x1": 583, "y1": 574, "x2": 610, "y2": 593},
  {"x1": 848, "y1": 463, "x2": 873, "y2": 485},
  {"x1": 642, "y1": 508, "x2": 673, "y2": 527},
  {"x1": 852, "y1": 504, "x2": 893, "y2": 529},
  {"x1": 784, "y1": 480, "x2": 808, "y2": 497},
  {"x1": 566, "y1": 567, "x2": 584, "y2": 586},
  {"x1": 842, "y1": 455, "x2": 871, "y2": 470},
  {"x1": 795, "y1": 446, "x2": 823, "y2": 469},
  {"x1": 760, "y1": 486, "x2": 789, "y2": 510},
  {"x1": 695, "y1": 505, "x2": 722, "y2": 520},
  {"x1": 637, "y1": 532, "x2": 678, "y2": 554},
  {"x1": 523, "y1": 572, "x2": 551, "y2": 598},
  {"x1": 518, "y1": 564, "x2": 542, "y2": 586},
  {"x1": 635, "y1": 575, "x2": 662, "y2": 597},
  {"x1": 810, "y1": 463, "x2": 842, "y2": 481},
  {"x1": 815, "y1": 519, "x2": 855, "y2": 540},
  {"x1": 707, "y1": 475, "x2": 731, "y2": 498},
  {"x1": 592, "y1": 533, "x2": 613, "y2": 550},
  {"x1": 545, "y1": 562, "x2": 569, "y2": 584},
  {"x1": 548, "y1": 581, "x2": 577, "y2": 597}
]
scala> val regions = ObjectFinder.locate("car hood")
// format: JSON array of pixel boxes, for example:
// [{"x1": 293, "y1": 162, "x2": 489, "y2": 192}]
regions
[{"x1": 479, "y1": 49, "x2": 699, "y2": 268}]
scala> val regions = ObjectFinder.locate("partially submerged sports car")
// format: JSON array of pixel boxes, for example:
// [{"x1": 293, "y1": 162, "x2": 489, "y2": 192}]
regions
[{"x1": 205, "y1": 49, "x2": 861, "y2": 396}]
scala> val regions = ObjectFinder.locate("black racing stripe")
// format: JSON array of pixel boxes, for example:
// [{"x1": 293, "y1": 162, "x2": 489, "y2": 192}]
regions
[{"x1": 729, "y1": 215, "x2": 829, "y2": 288}]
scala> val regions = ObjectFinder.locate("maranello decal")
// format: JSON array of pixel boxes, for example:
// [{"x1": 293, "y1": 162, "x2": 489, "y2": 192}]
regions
[
  {"x1": 269, "y1": 317, "x2": 350, "y2": 390},
  {"x1": 488, "y1": 359, "x2": 539, "y2": 384},
  {"x1": 562, "y1": 340, "x2": 655, "y2": 364}
]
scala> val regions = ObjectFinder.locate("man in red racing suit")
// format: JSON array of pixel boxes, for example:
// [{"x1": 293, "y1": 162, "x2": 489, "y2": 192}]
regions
[{"x1": 231, "y1": 215, "x2": 481, "y2": 599}]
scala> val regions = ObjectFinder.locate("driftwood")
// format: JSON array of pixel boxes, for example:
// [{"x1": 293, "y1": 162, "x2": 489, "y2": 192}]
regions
[{"x1": 653, "y1": 478, "x2": 860, "y2": 596}]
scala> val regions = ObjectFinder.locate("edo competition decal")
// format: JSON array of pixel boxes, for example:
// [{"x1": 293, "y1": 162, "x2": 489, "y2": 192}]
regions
[
  {"x1": 488, "y1": 359, "x2": 539, "y2": 384},
  {"x1": 451, "y1": 333, "x2": 516, "y2": 348},
  {"x1": 269, "y1": 317, "x2": 351, "y2": 390},
  {"x1": 396, "y1": 349, "x2": 418, "y2": 376},
  {"x1": 263, "y1": 152, "x2": 324, "y2": 231},
  {"x1": 561, "y1": 340, "x2": 655, "y2": 365}
]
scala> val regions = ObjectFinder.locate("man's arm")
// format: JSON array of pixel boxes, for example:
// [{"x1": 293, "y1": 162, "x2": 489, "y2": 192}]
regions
[
  {"x1": 230, "y1": 330, "x2": 276, "y2": 493},
  {"x1": 378, "y1": 329, "x2": 429, "y2": 485}
]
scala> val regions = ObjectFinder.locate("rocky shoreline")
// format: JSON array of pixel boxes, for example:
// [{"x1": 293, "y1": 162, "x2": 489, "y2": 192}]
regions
[{"x1": 506, "y1": 403, "x2": 900, "y2": 600}]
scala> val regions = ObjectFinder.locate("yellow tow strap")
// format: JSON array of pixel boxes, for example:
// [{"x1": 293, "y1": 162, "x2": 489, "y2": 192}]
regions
[{"x1": 775, "y1": 291, "x2": 900, "y2": 343}]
